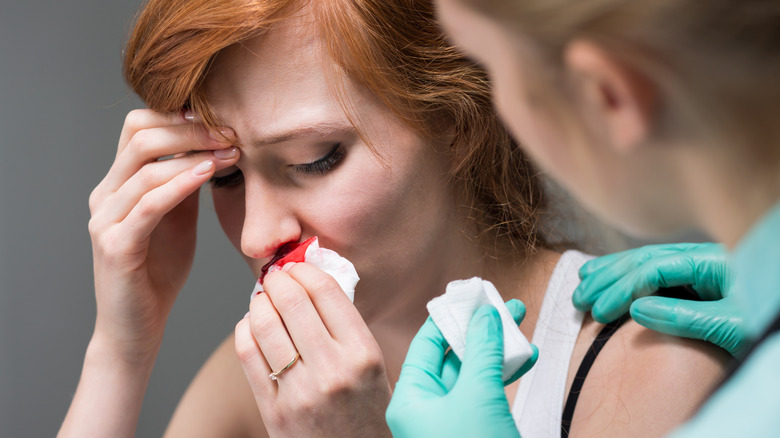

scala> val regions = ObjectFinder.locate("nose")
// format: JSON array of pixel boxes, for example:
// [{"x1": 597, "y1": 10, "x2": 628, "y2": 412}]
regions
[{"x1": 240, "y1": 179, "x2": 301, "y2": 260}]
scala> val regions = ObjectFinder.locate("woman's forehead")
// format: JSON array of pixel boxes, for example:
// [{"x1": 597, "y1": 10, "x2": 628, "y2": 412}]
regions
[
  {"x1": 201, "y1": 7, "x2": 416, "y2": 152},
  {"x1": 206, "y1": 15, "x2": 328, "y2": 95},
  {"x1": 203, "y1": 18, "x2": 351, "y2": 136}
]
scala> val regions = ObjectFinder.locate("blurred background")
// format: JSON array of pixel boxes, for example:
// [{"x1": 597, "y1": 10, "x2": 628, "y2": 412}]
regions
[
  {"x1": 0, "y1": 1, "x2": 683, "y2": 436},
  {"x1": 0, "y1": 1, "x2": 251, "y2": 435}
]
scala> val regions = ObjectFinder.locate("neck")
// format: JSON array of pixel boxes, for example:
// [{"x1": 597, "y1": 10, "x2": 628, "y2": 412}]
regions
[
  {"x1": 675, "y1": 143, "x2": 780, "y2": 248},
  {"x1": 361, "y1": 236, "x2": 559, "y2": 386}
]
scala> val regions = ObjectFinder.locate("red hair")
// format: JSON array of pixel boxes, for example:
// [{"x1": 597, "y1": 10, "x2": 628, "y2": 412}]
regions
[{"x1": 124, "y1": 0, "x2": 549, "y2": 257}]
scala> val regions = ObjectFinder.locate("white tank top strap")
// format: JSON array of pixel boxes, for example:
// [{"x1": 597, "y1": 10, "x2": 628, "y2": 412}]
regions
[{"x1": 511, "y1": 250, "x2": 593, "y2": 438}]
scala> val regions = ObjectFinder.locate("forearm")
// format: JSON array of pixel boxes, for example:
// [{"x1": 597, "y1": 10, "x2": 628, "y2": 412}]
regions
[
  {"x1": 63, "y1": 108, "x2": 229, "y2": 437},
  {"x1": 58, "y1": 333, "x2": 161, "y2": 438}
]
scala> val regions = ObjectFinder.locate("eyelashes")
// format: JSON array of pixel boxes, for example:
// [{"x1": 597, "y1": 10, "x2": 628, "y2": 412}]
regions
[
  {"x1": 293, "y1": 144, "x2": 345, "y2": 175},
  {"x1": 209, "y1": 144, "x2": 345, "y2": 189},
  {"x1": 209, "y1": 168, "x2": 244, "y2": 189}
]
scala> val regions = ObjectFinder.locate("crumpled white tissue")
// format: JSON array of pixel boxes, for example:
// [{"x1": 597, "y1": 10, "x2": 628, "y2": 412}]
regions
[
  {"x1": 426, "y1": 277, "x2": 533, "y2": 381},
  {"x1": 251, "y1": 237, "x2": 359, "y2": 302}
]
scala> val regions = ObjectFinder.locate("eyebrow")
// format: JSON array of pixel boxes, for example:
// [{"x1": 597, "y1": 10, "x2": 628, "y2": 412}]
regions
[{"x1": 249, "y1": 121, "x2": 356, "y2": 147}]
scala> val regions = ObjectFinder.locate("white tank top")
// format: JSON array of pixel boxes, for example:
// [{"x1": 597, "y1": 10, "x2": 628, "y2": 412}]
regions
[{"x1": 511, "y1": 250, "x2": 592, "y2": 437}]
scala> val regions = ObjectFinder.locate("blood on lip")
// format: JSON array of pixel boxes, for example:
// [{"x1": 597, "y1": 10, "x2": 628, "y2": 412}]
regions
[{"x1": 259, "y1": 237, "x2": 318, "y2": 281}]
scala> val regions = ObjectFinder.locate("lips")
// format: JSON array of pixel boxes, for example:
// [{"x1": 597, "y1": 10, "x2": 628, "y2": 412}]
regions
[
  {"x1": 259, "y1": 236, "x2": 318, "y2": 281},
  {"x1": 250, "y1": 236, "x2": 359, "y2": 302}
]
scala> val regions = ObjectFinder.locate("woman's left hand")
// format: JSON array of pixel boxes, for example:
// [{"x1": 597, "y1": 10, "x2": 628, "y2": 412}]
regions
[{"x1": 234, "y1": 262, "x2": 392, "y2": 438}]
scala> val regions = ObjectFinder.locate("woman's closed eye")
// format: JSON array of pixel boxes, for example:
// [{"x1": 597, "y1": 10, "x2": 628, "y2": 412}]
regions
[
  {"x1": 209, "y1": 144, "x2": 346, "y2": 189},
  {"x1": 209, "y1": 167, "x2": 244, "y2": 189},
  {"x1": 293, "y1": 144, "x2": 345, "y2": 175}
]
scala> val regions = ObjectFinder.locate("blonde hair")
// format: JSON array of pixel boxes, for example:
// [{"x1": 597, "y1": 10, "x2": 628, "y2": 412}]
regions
[
  {"x1": 124, "y1": 0, "x2": 550, "y2": 258},
  {"x1": 462, "y1": 0, "x2": 780, "y2": 158}
]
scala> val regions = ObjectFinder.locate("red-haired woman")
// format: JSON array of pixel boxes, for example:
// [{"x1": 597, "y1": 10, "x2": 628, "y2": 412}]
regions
[{"x1": 59, "y1": 1, "x2": 728, "y2": 437}]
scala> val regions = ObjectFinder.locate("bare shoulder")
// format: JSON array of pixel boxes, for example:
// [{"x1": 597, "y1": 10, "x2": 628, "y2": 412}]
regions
[
  {"x1": 568, "y1": 317, "x2": 731, "y2": 438},
  {"x1": 164, "y1": 333, "x2": 267, "y2": 438}
]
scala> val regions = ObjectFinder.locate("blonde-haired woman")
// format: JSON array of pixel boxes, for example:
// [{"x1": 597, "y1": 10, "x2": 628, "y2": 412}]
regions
[
  {"x1": 389, "y1": 0, "x2": 780, "y2": 436},
  {"x1": 59, "y1": 0, "x2": 727, "y2": 437}
]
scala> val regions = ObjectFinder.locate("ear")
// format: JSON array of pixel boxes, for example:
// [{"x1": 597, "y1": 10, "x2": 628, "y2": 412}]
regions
[{"x1": 564, "y1": 39, "x2": 656, "y2": 152}]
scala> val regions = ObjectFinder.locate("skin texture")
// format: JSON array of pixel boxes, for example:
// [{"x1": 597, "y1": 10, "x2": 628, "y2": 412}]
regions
[{"x1": 564, "y1": 317, "x2": 727, "y2": 437}]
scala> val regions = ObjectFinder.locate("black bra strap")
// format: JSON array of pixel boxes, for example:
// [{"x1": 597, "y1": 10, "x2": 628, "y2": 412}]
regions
[
  {"x1": 560, "y1": 285, "x2": 701, "y2": 437},
  {"x1": 560, "y1": 313, "x2": 629, "y2": 437}
]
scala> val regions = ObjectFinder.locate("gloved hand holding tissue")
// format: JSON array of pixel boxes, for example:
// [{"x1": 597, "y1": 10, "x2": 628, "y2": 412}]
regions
[
  {"x1": 251, "y1": 236, "x2": 360, "y2": 302},
  {"x1": 386, "y1": 278, "x2": 538, "y2": 438},
  {"x1": 427, "y1": 277, "x2": 535, "y2": 382}
]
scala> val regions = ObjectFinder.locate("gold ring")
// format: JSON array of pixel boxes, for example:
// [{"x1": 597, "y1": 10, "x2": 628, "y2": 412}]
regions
[{"x1": 269, "y1": 352, "x2": 300, "y2": 381}]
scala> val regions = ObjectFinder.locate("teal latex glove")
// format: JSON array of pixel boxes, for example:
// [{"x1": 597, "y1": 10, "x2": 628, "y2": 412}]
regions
[
  {"x1": 572, "y1": 243, "x2": 747, "y2": 358},
  {"x1": 386, "y1": 300, "x2": 537, "y2": 438}
]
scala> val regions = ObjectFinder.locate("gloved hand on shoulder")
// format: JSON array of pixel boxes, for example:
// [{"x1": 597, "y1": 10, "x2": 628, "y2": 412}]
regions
[{"x1": 573, "y1": 243, "x2": 747, "y2": 358}]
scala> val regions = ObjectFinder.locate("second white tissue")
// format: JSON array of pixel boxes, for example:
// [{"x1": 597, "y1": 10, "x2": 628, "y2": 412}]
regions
[{"x1": 426, "y1": 277, "x2": 533, "y2": 381}]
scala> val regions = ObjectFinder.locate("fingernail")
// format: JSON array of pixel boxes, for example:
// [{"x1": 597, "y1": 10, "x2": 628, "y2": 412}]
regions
[
  {"x1": 214, "y1": 147, "x2": 238, "y2": 160},
  {"x1": 192, "y1": 160, "x2": 214, "y2": 176},
  {"x1": 281, "y1": 262, "x2": 296, "y2": 272},
  {"x1": 243, "y1": 311, "x2": 250, "y2": 319},
  {"x1": 183, "y1": 109, "x2": 196, "y2": 122}
]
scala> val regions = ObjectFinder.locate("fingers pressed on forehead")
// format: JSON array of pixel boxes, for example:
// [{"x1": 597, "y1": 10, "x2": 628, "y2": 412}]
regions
[
  {"x1": 284, "y1": 263, "x2": 369, "y2": 344},
  {"x1": 117, "y1": 109, "x2": 192, "y2": 152},
  {"x1": 97, "y1": 151, "x2": 234, "y2": 225},
  {"x1": 125, "y1": 123, "x2": 232, "y2": 161},
  {"x1": 104, "y1": 124, "x2": 233, "y2": 193}
]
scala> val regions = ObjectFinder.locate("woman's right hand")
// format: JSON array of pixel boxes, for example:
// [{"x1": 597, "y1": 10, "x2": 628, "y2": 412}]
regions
[
  {"x1": 59, "y1": 109, "x2": 239, "y2": 438},
  {"x1": 87, "y1": 109, "x2": 239, "y2": 361}
]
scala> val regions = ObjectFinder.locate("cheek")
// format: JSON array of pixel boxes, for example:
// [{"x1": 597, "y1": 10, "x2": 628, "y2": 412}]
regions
[
  {"x1": 307, "y1": 166, "x2": 410, "y2": 246},
  {"x1": 306, "y1": 148, "x2": 453, "y2": 277}
]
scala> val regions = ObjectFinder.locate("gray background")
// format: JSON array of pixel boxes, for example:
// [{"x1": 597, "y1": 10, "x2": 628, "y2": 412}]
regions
[
  {"x1": 1, "y1": 1, "x2": 251, "y2": 436},
  {"x1": 0, "y1": 2, "x2": 678, "y2": 437}
]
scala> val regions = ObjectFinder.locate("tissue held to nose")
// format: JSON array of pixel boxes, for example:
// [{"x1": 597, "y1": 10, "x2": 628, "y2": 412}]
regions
[{"x1": 251, "y1": 237, "x2": 360, "y2": 302}]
